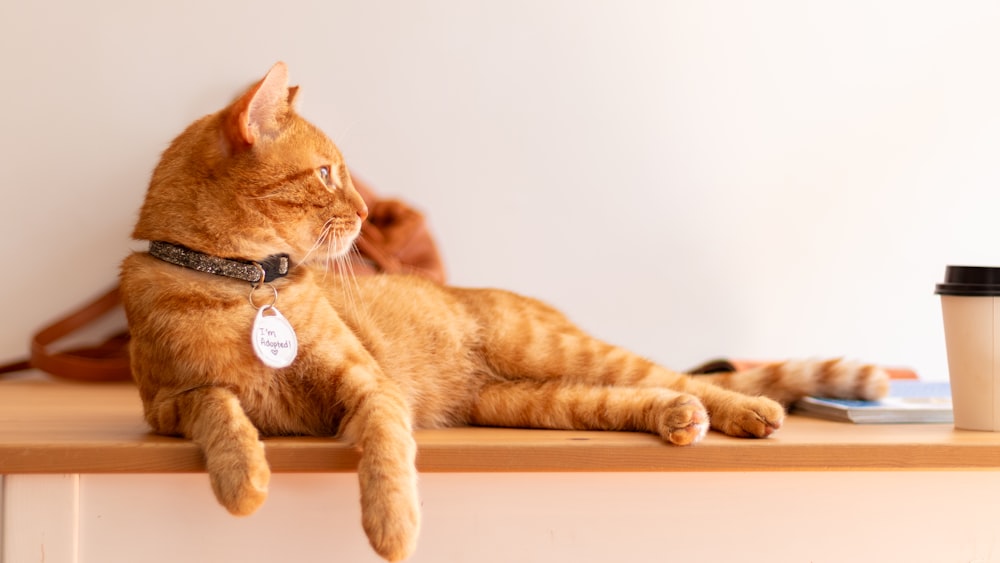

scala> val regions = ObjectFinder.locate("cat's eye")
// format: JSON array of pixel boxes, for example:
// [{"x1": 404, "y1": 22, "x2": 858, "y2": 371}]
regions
[{"x1": 317, "y1": 165, "x2": 337, "y2": 190}]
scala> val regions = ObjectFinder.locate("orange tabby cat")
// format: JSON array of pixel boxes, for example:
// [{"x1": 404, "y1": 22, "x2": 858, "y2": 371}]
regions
[{"x1": 119, "y1": 62, "x2": 889, "y2": 562}]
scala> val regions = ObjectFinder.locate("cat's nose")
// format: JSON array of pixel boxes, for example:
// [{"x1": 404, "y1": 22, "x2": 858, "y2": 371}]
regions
[{"x1": 357, "y1": 201, "x2": 369, "y2": 222}]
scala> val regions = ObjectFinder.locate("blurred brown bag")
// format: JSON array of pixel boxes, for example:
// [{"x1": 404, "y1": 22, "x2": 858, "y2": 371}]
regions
[
  {"x1": 0, "y1": 173, "x2": 445, "y2": 382},
  {"x1": 352, "y1": 175, "x2": 445, "y2": 284}
]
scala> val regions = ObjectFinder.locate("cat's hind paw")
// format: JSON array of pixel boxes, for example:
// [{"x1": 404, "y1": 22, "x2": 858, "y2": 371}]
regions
[
  {"x1": 712, "y1": 396, "x2": 785, "y2": 438},
  {"x1": 655, "y1": 394, "x2": 710, "y2": 446}
]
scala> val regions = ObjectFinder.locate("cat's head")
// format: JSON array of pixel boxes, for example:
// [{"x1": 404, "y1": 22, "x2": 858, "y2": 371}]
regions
[{"x1": 133, "y1": 62, "x2": 368, "y2": 269}]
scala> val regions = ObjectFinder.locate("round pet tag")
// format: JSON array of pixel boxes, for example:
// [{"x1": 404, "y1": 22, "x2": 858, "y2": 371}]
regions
[{"x1": 251, "y1": 306, "x2": 299, "y2": 369}]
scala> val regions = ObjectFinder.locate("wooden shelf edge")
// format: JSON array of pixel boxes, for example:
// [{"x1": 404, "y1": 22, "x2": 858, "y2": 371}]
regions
[
  {"x1": 4, "y1": 437, "x2": 1000, "y2": 474},
  {"x1": 4, "y1": 380, "x2": 1000, "y2": 474}
]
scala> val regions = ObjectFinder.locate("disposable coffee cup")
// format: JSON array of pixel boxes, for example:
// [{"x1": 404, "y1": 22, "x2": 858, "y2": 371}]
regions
[{"x1": 935, "y1": 265, "x2": 1000, "y2": 431}]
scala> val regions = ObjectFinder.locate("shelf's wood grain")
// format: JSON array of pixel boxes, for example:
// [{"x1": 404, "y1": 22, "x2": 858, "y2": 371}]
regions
[{"x1": 3, "y1": 378, "x2": 998, "y2": 474}]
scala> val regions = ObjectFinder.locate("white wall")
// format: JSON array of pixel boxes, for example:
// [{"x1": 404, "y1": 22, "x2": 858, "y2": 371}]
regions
[
  {"x1": 9, "y1": 472, "x2": 1000, "y2": 563},
  {"x1": 4, "y1": 1, "x2": 1000, "y2": 380}
]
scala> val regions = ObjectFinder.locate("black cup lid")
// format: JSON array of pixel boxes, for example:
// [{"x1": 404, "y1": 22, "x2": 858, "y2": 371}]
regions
[{"x1": 936, "y1": 265, "x2": 1000, "y2": 296}]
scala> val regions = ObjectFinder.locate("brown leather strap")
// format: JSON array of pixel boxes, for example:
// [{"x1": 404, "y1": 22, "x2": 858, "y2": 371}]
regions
[{"x1": 0, "y1": 286, "x2": 132, "y2": 382}]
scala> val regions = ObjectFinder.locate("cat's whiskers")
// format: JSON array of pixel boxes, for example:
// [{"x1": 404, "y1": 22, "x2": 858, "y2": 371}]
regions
[
  {"x1": 300, "y1": 219, "x2": 336, "y2": 268},
  {"x1": 344, "y1": 245, "x2": 370, "y2": 321},
  {"x1": 325, "y1": 230, "x2": 337, "y2": 277},
  {"x1": 322, "y1": 222, "x2": 354, "y2": 280},
  {"x1": 330, "y1": 238, "x2": 368, "y2": 322},
  {"x1": 301, "y1": 223, "x2": 366, "y2": 319}
]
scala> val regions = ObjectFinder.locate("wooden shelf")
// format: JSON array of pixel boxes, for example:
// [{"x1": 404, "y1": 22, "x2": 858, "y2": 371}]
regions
[{"x1": 3, "y1": 378, "x2": 1000, "y2": 474}]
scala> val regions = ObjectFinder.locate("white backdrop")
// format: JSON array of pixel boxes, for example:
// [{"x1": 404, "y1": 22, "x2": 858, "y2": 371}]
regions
[{"x1": 3, "y1": 1, "x2": 999, "y2": 380}]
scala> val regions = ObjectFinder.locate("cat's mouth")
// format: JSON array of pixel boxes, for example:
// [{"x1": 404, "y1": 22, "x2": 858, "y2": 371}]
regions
[
  {"x1": 331, "y1": 226, "x2": 361, "y2": 256},
  {"x1": 299, "y1": 218, "x2": 362, "y2": 267}
]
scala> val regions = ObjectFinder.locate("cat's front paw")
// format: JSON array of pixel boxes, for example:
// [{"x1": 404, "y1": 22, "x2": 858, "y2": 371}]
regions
[
  {"x1": 207, "y1": 439, "x2": 271, "y2": 516},
  {"x1": 357, "y1": 429, "x2": 421, "y2": 562},
  {"x1": 363, "y1": 493, "x2": 420, "y2": 562},
  {"x1": 655, "y1": 394, "x2": 710, "y2": 446},
  {"x1": 361, "y1": 471, "x2": 421, "y2": 562},
  {"x1": 712, "y1": 396, "x2": 784, "y2": 438}
]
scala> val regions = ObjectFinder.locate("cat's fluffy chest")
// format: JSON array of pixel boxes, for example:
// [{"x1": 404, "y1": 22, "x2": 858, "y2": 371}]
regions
[{"x1": 121, "y1": 252, "x2": 486, "y2": 434}]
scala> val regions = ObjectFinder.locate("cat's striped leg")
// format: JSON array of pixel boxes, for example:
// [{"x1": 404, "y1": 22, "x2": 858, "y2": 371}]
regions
[
  {"x1": 336, "y1": 370, "x2": 421, "y2": 563},
  {"x1": 472, "y1": 315, "x2": 781, "y2": 437},
  {"x1": 467, "y1": 289, "x2": 783, "y2": 437},
  {"x1": 469, "y1": 380, "x2": 710, "y2": 445},
  {"x1": 147, "y1": 386, "x2": 270, "y2": 516}
]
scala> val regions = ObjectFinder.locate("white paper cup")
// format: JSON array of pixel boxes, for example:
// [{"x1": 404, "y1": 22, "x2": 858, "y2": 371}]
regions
[{"x1": 936, "y1": 266, "x2": 1000, "y2": 431}]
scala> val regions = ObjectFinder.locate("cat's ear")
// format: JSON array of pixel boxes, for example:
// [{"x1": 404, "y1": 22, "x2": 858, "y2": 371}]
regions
[
  {"x1": 225, "y1": 62, "x2": 291, "y2": 150},
  {"x1": 287, "y1": 85, "x2": 300, "y2": 108}
]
